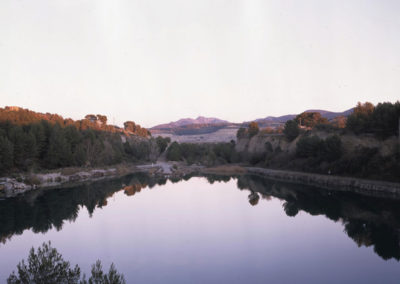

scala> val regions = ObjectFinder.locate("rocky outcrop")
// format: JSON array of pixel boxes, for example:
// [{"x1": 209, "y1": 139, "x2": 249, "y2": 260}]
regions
[{"x1": 0, "y1": 178, "x2": 34, "y2": 197}]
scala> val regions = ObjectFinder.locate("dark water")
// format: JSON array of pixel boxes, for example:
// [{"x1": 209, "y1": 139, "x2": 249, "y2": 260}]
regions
[{"x1": 1, "y1": 174, "x2": 400, "y2": 283}]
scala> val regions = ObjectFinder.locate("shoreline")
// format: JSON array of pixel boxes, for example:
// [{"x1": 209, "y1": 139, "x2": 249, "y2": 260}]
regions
[
  {"x1": 1, "y1": 162, "x2": 400, "y2": 199},
  {"x1": 244, "y1": 167, "x2": 400, "y2": 198},
  {"x1": 0, "y1": 163, "x2": 144, "y2": 198}
]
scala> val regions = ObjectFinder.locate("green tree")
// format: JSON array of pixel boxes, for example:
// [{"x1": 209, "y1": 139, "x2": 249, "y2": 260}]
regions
[
  {"x1": 156, "y1": 136, "x2": 170, "y2": 153},
  {"x1": 346, "y1": 102, "x2": 375, "y2": 134},
  {"x1": 45, "y1": 126, "x2": 73, "y2": 168},
  {"x1": 371, "y1": 102, "x2": 400, "y2": 137},
  {"x1": 123, "y1": 121, "x2": 136, "y2": 132},
  {"x1": 96, "y1": 115, "x2": 108, "y2": 126},
  {"x1": 7, "y1": 242, "x2": 126, "y2": 284},
  {"x1": 166, "y1": 142, "x2": 182, "y2": 161},
  {"x1": 248, "y1": 122, "x2": 259, "y2": 137},
  {"x1": 322, "y1": 135, "x2": 342, "y2": 161},
  {"x1": 296, "y1": 136, "x2": 324, "y2": 158},
  {"x1": 7, "y1": 242, "x2": 81, "y2": 284},
  {"x1": 236, "y1": 127, "x2": 246, "y2": 139},
  {"x1": 0, "y1": 136, "x2": 14, "y2": 173},
  {"x1": 82, "y1": 260, "x2": 125, "y2": 284},
  {"x1": 283, "y1": 120, "x2": 300, "y2": 141},
  {"x1": 295, "y1": 112, "x2": 328, "y2": 128}
]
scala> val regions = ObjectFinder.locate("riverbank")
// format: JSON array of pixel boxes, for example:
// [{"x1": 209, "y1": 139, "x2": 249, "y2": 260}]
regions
[
  {"x1": 246, "y1": 167, "x2": 400, "y2": 198},
  {"x1": 1, "y1": 162, "x2": 400, "y2": 199},
  {"x1": 0, "y1": 163, "x2": 144, "y2": 198},
  {"x1": 200, "y1": 165, "x2": 400, "y2": 198}
]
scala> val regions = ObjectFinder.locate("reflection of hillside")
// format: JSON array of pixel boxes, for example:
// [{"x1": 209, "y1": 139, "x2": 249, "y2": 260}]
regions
[
  {"x1": 0, "y1": 173, "x2": 164, "y2": 246},
  {"x1": 236, "y1": 175, "x2": 400, "y2": 261}
]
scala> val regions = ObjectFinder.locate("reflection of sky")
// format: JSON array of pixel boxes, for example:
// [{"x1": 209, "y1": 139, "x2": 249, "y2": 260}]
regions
[{"x1": 1, "y1": 177, "x2": 399, "y2": 283}]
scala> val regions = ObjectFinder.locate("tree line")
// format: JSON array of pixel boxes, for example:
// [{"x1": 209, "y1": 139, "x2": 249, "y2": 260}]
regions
[
  {"x1": 166, "y1": 141, "x2": 238, "y2": 166},
  {"x1": 0, "y1": 106, "x2": 151, "y2": 137},
  {"x1": 0, "y1": 107, "x2": 159, "y2": 175},
  {"x1": 281, "y1": 101, "x2": 400, "y2": 141}
]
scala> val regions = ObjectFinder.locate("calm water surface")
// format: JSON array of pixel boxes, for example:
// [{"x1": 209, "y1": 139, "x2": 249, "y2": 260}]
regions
[{"x1": 1, "y1": 174, "x2": 400, "y2": 283}]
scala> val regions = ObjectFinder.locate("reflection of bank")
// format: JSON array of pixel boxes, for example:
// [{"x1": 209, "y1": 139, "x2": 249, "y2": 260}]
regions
[
  {"x1": 248, "y1": 192, "x2": 260, "y2": 206},
  {"x1": 237, "y1": 174, "x2": 400, "y2": 261}
]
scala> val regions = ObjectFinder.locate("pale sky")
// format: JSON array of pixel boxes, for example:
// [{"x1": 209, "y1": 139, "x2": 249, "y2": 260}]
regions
[{"x1": 1, "y1": 0, "x2": 399, "y2": 127}]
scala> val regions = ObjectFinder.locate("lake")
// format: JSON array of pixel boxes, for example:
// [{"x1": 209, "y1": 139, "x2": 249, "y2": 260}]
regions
[{"x1": 1, "y1": 173, "x2": 400, "y2": 283}]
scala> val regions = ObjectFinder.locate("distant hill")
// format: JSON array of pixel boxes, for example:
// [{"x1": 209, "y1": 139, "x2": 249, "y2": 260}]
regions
[
  {"x1": 151, "y1": 109, "x2": 354, "y2": 136},
  {"x1": 252, "y1": 108, "x2": 353, "y2": 126},
  {"x1": 152, "y1": 116, "x2": 230, "y2": 130}
]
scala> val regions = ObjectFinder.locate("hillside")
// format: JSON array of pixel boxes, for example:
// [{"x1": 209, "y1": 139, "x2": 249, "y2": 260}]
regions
[
  {"x1": 0, "y1": 106, "x2": 159, "y2": 175},
  {"x1": 235, "y1": 130, "x2": 399, "y2": 182}
]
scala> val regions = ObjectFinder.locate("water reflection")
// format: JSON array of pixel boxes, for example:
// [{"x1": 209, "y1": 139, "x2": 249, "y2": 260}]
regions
[{"x1": 1, "y1": 173, "x2": 400, "y2": 261}]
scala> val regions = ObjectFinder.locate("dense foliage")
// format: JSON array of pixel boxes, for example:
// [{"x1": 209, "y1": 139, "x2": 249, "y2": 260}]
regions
[
  {"x1": 346, "y1": 101, "x2": 400, "y2": 137},
  {"x1": 296, "y1": 135, "x2": 342, "y2": 162},
  {"x1": 0, "y1": 107, "x2": 157, "y2": 175},
  {"x1": 248, "y1": 122, "x2": 260, "y2": 137},
  {"x1": 0, "y1": 107, "x2": 150, "y2": 137},
  {"x1": 295, "y1": 112, "x2": 328, "y2": 128},
  {"x1": 283, "y1": 120, "x2": 300, "y2": 141},
  {"x1": 0, "y1": 120, "x2": 157, "y2": 175},
  {"x1": 7, "y1": 242, "x2": 125, "y2": 284},
  {"x1": 166, "y1": 141, "x2": 238, "y2": 165},
  {"x1": 155, "y1": 136, "x2": 171, "y2": 153}
]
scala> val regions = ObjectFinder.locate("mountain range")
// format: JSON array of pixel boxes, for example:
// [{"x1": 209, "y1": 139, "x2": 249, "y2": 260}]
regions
[
  {"x1": 151, "y1": 108, "x2": 353, "y2": 130},
  {"x1": 151, "y1": 116, "x2": 230, "y2": 129}
]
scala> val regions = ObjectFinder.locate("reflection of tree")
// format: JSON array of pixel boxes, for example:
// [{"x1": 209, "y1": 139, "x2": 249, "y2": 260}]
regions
[
  {"x1": 236, "y1": 175, "x2": 400, "y2": 261},
  {"x1": 0, "y1": 173, "x2": 165, "y2": 246},
  {"x1": 283, "y1": 201, "x2": 299, "y2": 217},
  {"x1": 2, "y1": 173, "x2": 400, "y2": 262},
  {"x1": 248, "y1": 192, "x2": 260, "y2": 206}
]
